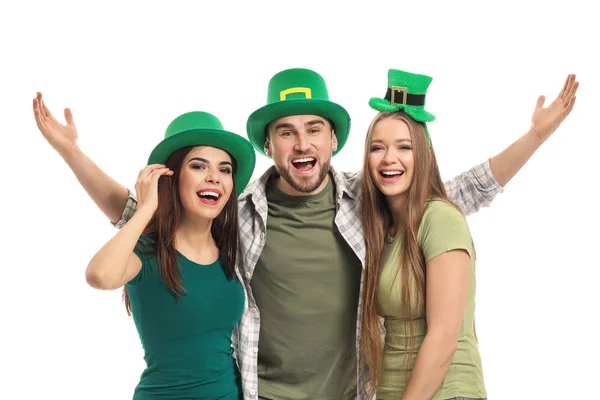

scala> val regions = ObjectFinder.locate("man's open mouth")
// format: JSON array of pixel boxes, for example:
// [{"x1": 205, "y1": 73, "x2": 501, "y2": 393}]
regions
[{"x1": 292, "y1": 157, "x2": 317, "y2": 171}]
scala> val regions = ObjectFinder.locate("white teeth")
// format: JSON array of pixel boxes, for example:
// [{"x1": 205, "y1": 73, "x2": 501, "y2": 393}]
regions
[
  {"x1": 381, "y1": 171, "x2": 403, "y2": 176},
  {"x1": 199, "y1": 191, "x2": 220, "y2": 198},
  {"x1": 293, "y1": 157, "x2": 315, "y2": 163}
]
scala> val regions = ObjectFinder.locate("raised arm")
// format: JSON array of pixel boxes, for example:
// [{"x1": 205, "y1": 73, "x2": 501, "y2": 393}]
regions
[
  {"x1": 85, "y1": 164, "x2": 171, "y2": 290},
  {"x1": 489, "y1": 74, "x2": 578, "y2": 186},
  {"x1": 445, "y1": 74, "x2": 578, "y2": 216},
  {"x1": 33, "y1": 92, "x2": 133, "y2": 224}
]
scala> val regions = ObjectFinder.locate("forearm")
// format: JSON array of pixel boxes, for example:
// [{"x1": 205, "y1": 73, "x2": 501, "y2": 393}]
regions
[
  {"x1": 62, "y1": 146, "x2": 130, "y2": 224},
  {"x1": 86, "y1": 207, "x2": 153, "y2": 289},
  {"x1": 401, "y1": 334, "x2": 457, "y2": 400},
  {"x1": 489, "y1": 128, "x2": 543, "y2": 187}
]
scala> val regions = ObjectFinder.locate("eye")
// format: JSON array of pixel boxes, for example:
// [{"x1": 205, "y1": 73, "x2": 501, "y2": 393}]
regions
[
  {"x1": 191, "y1": 164, "x2": 205, "y2": 170},
  {"x1": 399, "y1": 145, "x2": 412, "y2": 151},
  {"x1": 280, "y1": 130, "x2": 294, "y2": 137},
  {"x1": 309, "y1": 128, "x2": 320, "y2": 134},
  {"x1": 370, "y1": 146, "x2": 384, "y2": 152},
  {"x1": 220, "y1": 168, "x2": 232, "y2": 174}
]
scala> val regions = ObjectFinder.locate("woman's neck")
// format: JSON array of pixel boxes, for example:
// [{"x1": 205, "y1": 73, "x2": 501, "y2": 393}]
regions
[
  {"x1": 174, "y1": 216, "x2": 218, "y2": 264},
  {"x1": 386, "y1": 193, "x2": 408, "y2": 236}
]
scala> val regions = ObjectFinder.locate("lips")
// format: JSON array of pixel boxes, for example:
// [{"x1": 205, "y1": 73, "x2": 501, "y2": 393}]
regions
[
  {"x1": 291, "y1": 156, "x2": 317, "y2": 172},
  {"x1": 197, "y1": 189, "x2": 222, "y2": 206},
  {"x1": 379, "y1": 170, "x2": 404, "y2": 183}
]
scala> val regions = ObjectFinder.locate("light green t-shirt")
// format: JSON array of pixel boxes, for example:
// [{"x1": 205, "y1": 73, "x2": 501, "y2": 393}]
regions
[
  {"x1": 377, "y1": 200, "x2": 487, "y2": 400},
  {"x1": 251, "y1": 174, "x2": 362, "y2": 400}
]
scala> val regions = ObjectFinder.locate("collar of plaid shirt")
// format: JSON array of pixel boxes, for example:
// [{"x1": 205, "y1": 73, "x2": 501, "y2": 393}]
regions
[{"x1": 233, "y1": 165, "x2": 374, "y2": 400}]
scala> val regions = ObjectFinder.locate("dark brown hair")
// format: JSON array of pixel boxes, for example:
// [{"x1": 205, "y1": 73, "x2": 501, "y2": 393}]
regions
[{"x1": 123, "y1": 146, "x2": 239, "y2": 315}]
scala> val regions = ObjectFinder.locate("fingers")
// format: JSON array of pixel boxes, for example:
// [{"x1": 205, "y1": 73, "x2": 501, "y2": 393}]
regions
[
  {"x1": 150, "y1": 167, "x2": 172, "y2": 183},
  {"x1": 33, "y1": 97, "x2": 48, "y2": 132},
  {"x1": 37, "y1": 92, "x2": 48, "y2": 118},
  {"x1": 33, "y1": 93, "x2": 45, "y2": 121},
  {"x1": 35, "y1": 92, "x2": 75, "y2": 126},
  {"x1": 40, "y1": 94, "x2": 56, "y2": 122},
  {"x1": 563, "y1": 96, "x2": 576, "y2": 116},
  {"x1": 535, "y1": 95, "x2": 545, "y2": 110},
  {"x1": 64, "y1": 108, "x2": 76, "y2": 127},
  {"x1": 558, "y1": 75, "x2": 570, "y2": 100},
  {"x1": 561, "y1": 74, "x2": 578, "y2": 102},
  {"x1": 561, "y1": 75, "x2": 573, "y2": 101},
  {"x1": 566, "y1": 80, "x2": 579, "y2": 101},
  {"x1": 33, "y1": 97, "x2": 44, "y2": 122},
  {"x1": 135, "y1": 166, "x2": 172, "y2": 197},
  {"x1": 137, "y1": 164, "x2": 170, "y2": 181},
  {"x1": 35, "y1": 92, "x2": 44, "y2": 116}
]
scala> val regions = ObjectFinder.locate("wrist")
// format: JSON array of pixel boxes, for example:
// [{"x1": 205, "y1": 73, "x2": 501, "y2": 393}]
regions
[
  {"x1": 135, "y1": 205, "x2": 156, "y2": 221},
  {"x1": 59, "y1": 144, "x2": 82, "y2": 163},
  {"x1": 528, "y1": 126, "x2": 545, "y2": 146}
]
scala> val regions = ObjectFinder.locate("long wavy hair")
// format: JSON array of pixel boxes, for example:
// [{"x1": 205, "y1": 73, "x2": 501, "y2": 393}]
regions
[
  {"x1": 360, "y1": 111, "x2": 461, "y2": 391},
  {"x1": 123, "y1": 145, "x2": 239, "y2": 315}
]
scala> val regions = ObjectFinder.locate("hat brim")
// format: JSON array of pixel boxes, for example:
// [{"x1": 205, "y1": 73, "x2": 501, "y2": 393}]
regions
[
  {"x1": 246, "y1": 99, "x2": 351, "y2": 157},
  {"x1": 369, "y1": 98, "x2": 436, "y2": 122},
  {"x1": 148, "y1": 129, "x2": 256, "y2": 195}
]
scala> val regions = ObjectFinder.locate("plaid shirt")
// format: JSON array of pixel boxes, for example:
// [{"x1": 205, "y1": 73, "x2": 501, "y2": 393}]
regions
[{"x1": 115, "y1": 160, "x2": 503, "y2": 400}]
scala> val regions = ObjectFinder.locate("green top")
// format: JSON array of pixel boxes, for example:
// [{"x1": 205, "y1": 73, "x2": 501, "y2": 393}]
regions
[
  {"x1": 251, "y1": 175, "x2": 362, "y2": 399},
  {"x1": 377, "y1": 200, "x2": 487, "y2": 399},
  {"x1": 127, "y1": 239, "x2": 244, "y2": 399}
]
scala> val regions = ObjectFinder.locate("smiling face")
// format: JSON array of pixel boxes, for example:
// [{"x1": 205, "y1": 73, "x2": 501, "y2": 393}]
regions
[
  {"x1": 264, "y1": 114, "x2": 338, "y2": 196},
  {"x1": 368, "y1": 117, "x2": 415, "y2": 206},
  {"x1": 178, "y1": 146, "x2": 234, "y2": 222}
]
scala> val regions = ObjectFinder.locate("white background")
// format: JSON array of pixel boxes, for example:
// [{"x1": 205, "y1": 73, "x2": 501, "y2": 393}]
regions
[{"x1": 2, "y1": 1, "x2": 598, "y2": 399}]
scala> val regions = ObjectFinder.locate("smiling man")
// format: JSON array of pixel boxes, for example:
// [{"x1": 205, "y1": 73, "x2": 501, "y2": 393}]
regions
[
  {"x1": 33, "y1": 67, "x2": 577, "y2": 400},
  {"x1": 264, "y1": 115, "x2": 334, "y2": 194}
]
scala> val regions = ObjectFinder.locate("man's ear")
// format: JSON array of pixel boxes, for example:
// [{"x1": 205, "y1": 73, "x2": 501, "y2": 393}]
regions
[
  {"x1": 264, "y1": 138, "x2": 273, "y2": 157},
  {"x1": 331, "y1": 131, "x2": 338, "y2": 153}
]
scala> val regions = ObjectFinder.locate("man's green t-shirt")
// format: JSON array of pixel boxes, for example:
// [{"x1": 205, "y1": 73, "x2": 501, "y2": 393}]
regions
[{"x1": 251, "y1": 175, "x2": 363, "y2": 400}]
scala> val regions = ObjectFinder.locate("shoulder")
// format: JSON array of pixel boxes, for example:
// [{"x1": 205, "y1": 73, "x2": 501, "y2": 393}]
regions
[
  {"x1": 132, "y1": 236, "x2": 159, "y2": 268},
  {"x1": 422, "y1": 199, "x2": 465, "y2": 224},
  {"x1": 239, "y1": 167, "x2": 276, "y2": 200},
  {"x1": 331, "y1": 168, "x2": 362, "y2": 198},
  {"x1": 128, "y1": 237, "x2": 160, "y2": 285},
  {"x1": 419, "y1": 200, "x2": 471, "y2": 244},
  {"x1": 134, "y1": 235, "x2": 157, "y2": 255},
  {"x1": 418, "y1": 199, "x2": 473, "y2": 259}
]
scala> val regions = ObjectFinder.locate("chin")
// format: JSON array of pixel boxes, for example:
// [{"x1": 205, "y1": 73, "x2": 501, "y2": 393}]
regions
[
  {"x1": 294, "y1": 174, "x2": 319, "y2": 186},
  {"x1": 186, "y1": 206, "x2": 224, "y2": 221},
  {"x1": 202, "y1": 209, "x2": 224, "y2": 220},
  {"x1": 377, "y1": 184, "x2": 408, "y2": 198},
  {"x1": 294, "y1": 177, "x2": 323, "y2": 193}
]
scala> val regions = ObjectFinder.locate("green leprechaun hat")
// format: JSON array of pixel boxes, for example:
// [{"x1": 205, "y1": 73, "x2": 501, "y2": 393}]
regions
[
  {"x1": 369, "y1": 69, "x2": 436, "y2": 146},
  {"x1": 148, "y1": 111, "x2": 256, "y2": 194},
  {"x1": 247, "y1": 68, "x2": 351, "y2": 157}
]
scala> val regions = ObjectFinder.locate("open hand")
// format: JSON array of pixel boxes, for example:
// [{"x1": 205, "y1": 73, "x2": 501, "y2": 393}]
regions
[
  {"x1": 531, "y1": 74, "x2": 578, "y2": 143},
  {"x1": 33, "y1": 92, "x2": 79, "y2": 158}
]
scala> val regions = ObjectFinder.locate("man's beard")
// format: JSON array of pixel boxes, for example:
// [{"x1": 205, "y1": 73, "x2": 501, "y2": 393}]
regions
[{"x1": 277, "y1": 157, "x2": 331, "y2": 193}]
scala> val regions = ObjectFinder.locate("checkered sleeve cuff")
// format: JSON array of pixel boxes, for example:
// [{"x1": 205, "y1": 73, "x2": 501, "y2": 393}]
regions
[{"x1": 112, "y1": 189, "x2": 138, "y2": 229}]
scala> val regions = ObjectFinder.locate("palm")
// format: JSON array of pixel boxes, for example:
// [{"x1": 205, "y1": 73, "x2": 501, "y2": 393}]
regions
[
  {"x1": 33, "y1": 92, "x2": 79, "y2": 156},
  {"x1": 531, "y1": 74, "x2": 578, "y2": 142}
]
